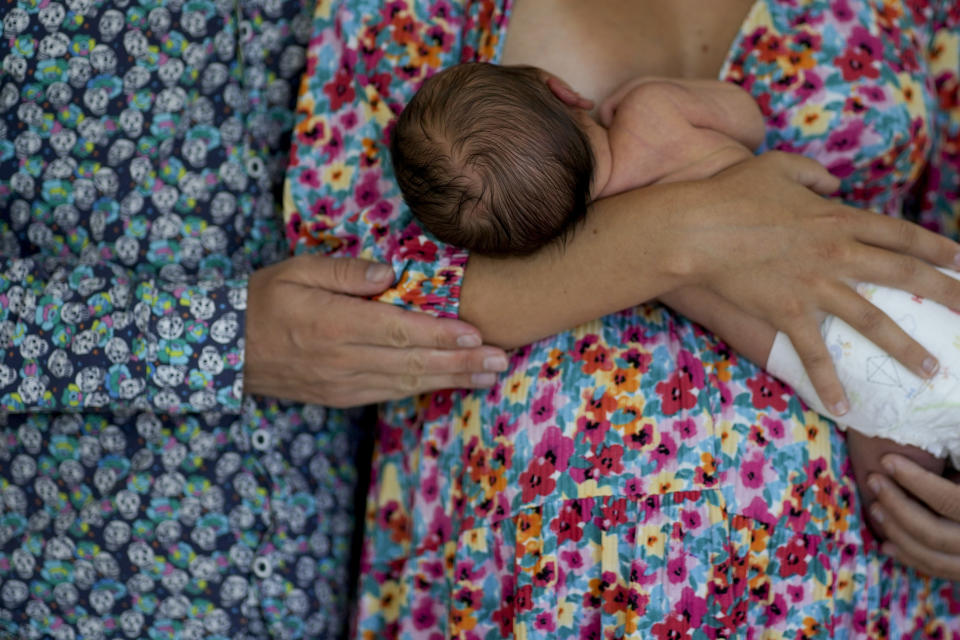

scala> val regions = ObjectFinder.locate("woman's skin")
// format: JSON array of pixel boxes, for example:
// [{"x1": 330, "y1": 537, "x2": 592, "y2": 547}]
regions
[{"x1": 458, "y1": 0, "x2": 960, "y2": 578}]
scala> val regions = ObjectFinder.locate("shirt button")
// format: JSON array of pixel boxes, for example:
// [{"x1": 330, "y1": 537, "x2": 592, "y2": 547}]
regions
[
  {"x1": 251, "y1": 429, "x2": 271, "y2": 451},
  {"x1": 252, "y1": 557, "x2": 273, "y2": 579}
]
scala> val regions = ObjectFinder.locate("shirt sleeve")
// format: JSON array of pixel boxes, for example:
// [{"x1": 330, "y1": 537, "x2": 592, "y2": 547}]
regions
[
  {"x1": 0, "y1": 254, "x2": 247, "y2": 414},
  {"x1": 281, "y1": 0, "x2": 508, "y2": 319}
]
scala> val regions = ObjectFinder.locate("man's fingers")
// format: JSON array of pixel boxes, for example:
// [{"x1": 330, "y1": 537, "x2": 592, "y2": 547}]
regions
[
  {"x1": 335, "y1": 295, "x2": 494, "y2": 351},
  {"x1": 285, "y1": 254, "x2": 397, "y2": 296},
  {"x1": 342, "y1": 344, "x2": 509, "y2": 379},
  {"x1": 785, "y1": 322, "x2": 848, "y2": 416},
  {"x1": 870, "y1": 474, "x2": 960, "y2": 579},
  {"x1": 882, "y1": 454, "x2": 960, "y2": 521},
  {"x1": 823, "y1": 284, "x2": 938, "y2": 381}
]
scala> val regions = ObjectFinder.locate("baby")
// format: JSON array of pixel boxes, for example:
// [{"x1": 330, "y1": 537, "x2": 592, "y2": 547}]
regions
[
  {"x1": 391, "y1": 62, "x2": 764, "y2": 255},
  {"x1": 391, "y1": 62, "x2": 956, "y2": 528}
]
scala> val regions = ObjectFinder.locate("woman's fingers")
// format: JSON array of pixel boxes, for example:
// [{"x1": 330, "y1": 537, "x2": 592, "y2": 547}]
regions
[
  {"x1": 852, "y1": 210, "x2": 960, "y2": 273},
  {"x1": 782, "y1": 319, "x2": 848, "y2": 415},
  {"x1": 821, "y1": 281, "x2": 938, "y2": 380}
]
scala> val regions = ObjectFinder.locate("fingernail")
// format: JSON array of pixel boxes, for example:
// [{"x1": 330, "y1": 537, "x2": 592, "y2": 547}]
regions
[
  {"x1": 832, "y1": 399, "x2": 849, "y2": 416},
  {"x1": 365, "y1": 263, "x2": 394, "y2": 283},
  {"x1": 881, "y1": 455, "x2": 897, "y2": 475},
  {"x1": 870, "y1": 503, "x2": 884, "y2": 524},
  {"x1": 922, "y1": 357, "x2": 939, "y2": 377},
  {"x1": 867, "y1": 474, "x2": 884, "y2": 495},
  {"x1": 456, "y1": 334, "x2": 482, "y2": 348},
  {"x1": 484, "y1": 356, "x2": 508, "y2": 372},
  {"x1": 471, "y1": 373, "x2": 497, "y2": 386}
]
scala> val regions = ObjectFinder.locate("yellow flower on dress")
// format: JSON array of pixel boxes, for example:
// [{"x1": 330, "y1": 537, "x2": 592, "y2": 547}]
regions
[
  {"x1": 792, "y1": 103, "x2": 831, "y2": 136},
  {"x1": 323, "y1": 161, "x2": 354, "y2": 192}
]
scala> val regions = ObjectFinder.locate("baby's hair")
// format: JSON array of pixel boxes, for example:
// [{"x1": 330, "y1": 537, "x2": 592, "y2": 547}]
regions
[{"x1": 391, "y1": 62, "x2": 594, "y2": 255}]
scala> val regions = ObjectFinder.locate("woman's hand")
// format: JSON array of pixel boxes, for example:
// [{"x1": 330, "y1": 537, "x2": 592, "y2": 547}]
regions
[
  {"x1": 245, "y1": 255, "x2": 508, "y2": 407},
  {"x1": 684, "y1": 152, "x2": 960, "y2": 415},
  {"x1": 867, "y1": 454, "x2": 960, "y2": 580}
]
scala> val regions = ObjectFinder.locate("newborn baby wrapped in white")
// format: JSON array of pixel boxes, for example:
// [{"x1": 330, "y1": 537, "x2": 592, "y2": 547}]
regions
[{"x1": 766, "y1": 268, "x2": 960, "y2": 467}]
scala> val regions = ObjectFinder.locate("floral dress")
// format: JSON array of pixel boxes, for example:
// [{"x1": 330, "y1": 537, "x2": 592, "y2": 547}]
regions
[
  {"x1": 0, "y1": 1, "x2": 363, "y2": 638},
  {"x1": 286, "y1": 0, "x2": 960, "y2": 637}
]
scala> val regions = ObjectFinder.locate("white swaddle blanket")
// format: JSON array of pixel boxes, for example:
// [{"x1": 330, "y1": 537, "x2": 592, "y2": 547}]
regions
[{"x1": 766, "y1": 268, "x2": 960, "y2": 467}]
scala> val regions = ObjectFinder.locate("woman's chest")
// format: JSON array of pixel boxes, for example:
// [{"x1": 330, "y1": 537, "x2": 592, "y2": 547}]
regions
[{"x1": 501, "y1": 0, "x2": 756, "y2": 103}]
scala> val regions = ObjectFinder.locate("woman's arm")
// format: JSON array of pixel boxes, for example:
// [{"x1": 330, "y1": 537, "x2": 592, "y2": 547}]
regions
[{"x1": 461, "y1": 152, "x2": 960, "y2": 413}]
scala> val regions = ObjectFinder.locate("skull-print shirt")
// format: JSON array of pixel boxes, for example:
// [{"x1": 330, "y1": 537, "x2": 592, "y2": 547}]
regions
[{"x1": 0, "y1": 1, "x2": 361, "y2": 638}]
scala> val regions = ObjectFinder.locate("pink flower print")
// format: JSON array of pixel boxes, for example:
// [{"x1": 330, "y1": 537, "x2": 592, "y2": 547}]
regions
[
  {"x1": 667, "y1": 555, "x2": 688, "y2": 584},
  {"x1": 766, "y1": 593, "x2": 788, "y2": 626},
  {"x1": 534, "y1": 611, "x2": 556, "y2": 632},
  {"x1": 776, "y1": 536, "x2": 810, "y2": 578},
  {"x1": 673, "y1": 418, "x2": 697, "y2": 440},
  {"x1": 623, "y1": 347, "x2": 652, "y2": 372},
  {"x1": 354, "y1": 172, "x2": 381, "y2": 208},
  {"x1": 323, "y1": 67, "x2": 355, "y2": 111},
  {"x1": 561, "y1": 549, "x2": 586, "y2": 574},
  {"x1": 488, "y1": 414, "x2": 516, "y2": 440},
  {"x1": 831, "y1": 0, "x2": 854, "y2": 21},
  {"x1": 676, "y1": 350, "x2": 706, "y2": 389},
  {"x1": 859, "y1": 84, "x2": 886, "y2": 102},
  {"x1": 551, "y1": 500, "x2": 591, "y2": 544},
  {"x1": 849, "y1": 26, "x2": 884, "y2": 61},
  {"x1": 322, "y1": 126, "x2": 344, "y2": 159},
  {"x1": 533, "y1": 426, "x2": 574, "y2": 471},
  {"x1": 576, "y1": 413, "x2": 611, "y2": 448},
  {"x1": 593, "y1": 445, "x2": 625, "y2": 477},
  {"x1": 596, "y1": 497, "x2": 628, "y2": 530},
  {"x1": 519, "y1": 458, "x2": 556, "y2": 503},
  {"x1": 298, "y1": 168, "x2": 321, "y2": 188},
  {"x1": 763, "y1": 416, "x2": 786, "y2": 441},
  {"x1": 681, "y1": 509, "x2": 702, "y2": 531},
  {"x1": 412, "y1": 598, "x2": 437, "y2": 630},
  {"x1": 625, "y1": 476, "x2": 645, "y2": 498},
  {"x1": 745, "y1": 372, "x2": 790, "y2": 412},
  {"x1": 656, "y1": 371, "x2": 698, "y2": 415},
  {"x1": 651, "y1": 433, "x2": 677, "y2": 472},
  {"x1": 652, "y1": 612, "x2": 691, "y2": 640},
  {"x1": 835, "y1": 47, "x2": 880, "y2": 82},
  {"x1": 743, "y1": 496, "x2": 777, "y2": 527},
  {"x1": 530, "y1": 386, "x2": 557, "y2": 425},
  {"x1": 795, "y1": 70, "x2": 823, "y2": 100},
  {"x1": 788, "y1": 583, "x2": 806, "y2": 603},
  {"x1": 826, "y1": 120, "x2": 865, "y2": 152},
  {"x1": 740, "y1": 452, "x2": 767, "y2": 489},
  {"x1": 679, "y1": 587, "x2": 708, "y2": 628},
  {"x1": 827, "y1": 157, "x2": 856, "y2": 178}
]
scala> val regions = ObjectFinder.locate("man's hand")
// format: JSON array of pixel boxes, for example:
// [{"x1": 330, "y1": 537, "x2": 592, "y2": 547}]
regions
[{"x1": 244, "y1": 255, "x2": 508, "y2": 407}]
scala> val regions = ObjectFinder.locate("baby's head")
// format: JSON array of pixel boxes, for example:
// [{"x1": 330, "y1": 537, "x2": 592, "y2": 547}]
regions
[{"x1": 391, "y1": 63, "x2": 594, "y2": 255}]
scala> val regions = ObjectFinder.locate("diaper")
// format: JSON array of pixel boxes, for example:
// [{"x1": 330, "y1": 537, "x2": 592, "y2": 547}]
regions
[{"x1": 765, "y1": 268, "x2": 960, "y2": 467}]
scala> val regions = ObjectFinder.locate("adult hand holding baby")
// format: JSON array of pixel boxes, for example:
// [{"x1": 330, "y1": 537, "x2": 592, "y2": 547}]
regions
[
  {"x1": 682, "y1": 151, "x2": 960, "y2": 416},
  {"x1": 868, "y1": 454, "x2": 960, "y2": 580},
  {"x1": 244, "y1": 254, "x2": 507, "y2": 407}
]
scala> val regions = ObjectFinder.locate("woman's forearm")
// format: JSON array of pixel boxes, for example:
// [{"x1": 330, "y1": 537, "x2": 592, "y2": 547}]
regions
[{"x1": 461, "y1": 181, "x2": 701, "y2": 349}]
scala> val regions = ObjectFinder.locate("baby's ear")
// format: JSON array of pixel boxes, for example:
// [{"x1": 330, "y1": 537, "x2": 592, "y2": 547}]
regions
[{"x1": 545, "y1": 75, "x2": 594, "y2": 110}]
